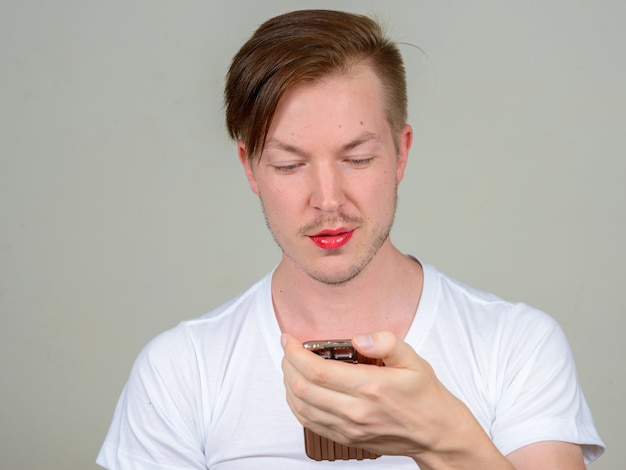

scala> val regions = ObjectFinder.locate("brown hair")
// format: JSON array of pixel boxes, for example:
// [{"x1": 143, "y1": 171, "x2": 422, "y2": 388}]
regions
[{"x1": 224, "y1": 9, "x2": 407, "y2": 161}]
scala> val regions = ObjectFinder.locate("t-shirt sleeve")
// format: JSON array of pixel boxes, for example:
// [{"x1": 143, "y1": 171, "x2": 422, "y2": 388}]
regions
[
  {"x1": 97, "y1": 327, "x2": 206, "y2": 469},
  {"x1": 490, "y1": 304, "x2": 605, "y2": 464}
]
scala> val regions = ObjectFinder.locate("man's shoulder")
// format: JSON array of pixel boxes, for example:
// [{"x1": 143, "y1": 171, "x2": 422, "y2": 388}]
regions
[
  {"x1": 137, "y1": 272, "x2": 275, "y2": 364},
  {"x1": 187, "y1": 271, "x2": 273, "y2": 327},
  {"x1": 423, "y1": 261, "x2": 557, "y2": 331}
]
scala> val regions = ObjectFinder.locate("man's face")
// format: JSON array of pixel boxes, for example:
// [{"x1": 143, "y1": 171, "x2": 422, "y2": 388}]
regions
[{"x1": 239, "y1": 64, "x2": 412, "y2": 285}]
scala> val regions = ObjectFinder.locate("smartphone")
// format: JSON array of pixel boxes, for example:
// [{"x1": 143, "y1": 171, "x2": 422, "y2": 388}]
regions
[{"x1": 301, "y1": 339, "x2": 382, "y2": 461}]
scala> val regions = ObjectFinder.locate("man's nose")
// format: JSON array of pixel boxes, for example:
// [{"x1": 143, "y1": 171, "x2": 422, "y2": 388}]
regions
[{"x1": 309, "y1": 162, "x2": 346, "y2": 212}]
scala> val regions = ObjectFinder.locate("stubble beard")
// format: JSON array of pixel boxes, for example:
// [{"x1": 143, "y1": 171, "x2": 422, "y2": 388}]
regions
[{"x1": 259, "y1": 189, "x2": 398, "y2": 286}]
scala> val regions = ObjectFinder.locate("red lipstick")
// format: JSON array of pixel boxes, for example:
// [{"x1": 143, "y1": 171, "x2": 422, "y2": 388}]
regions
[{"x1": 309, "y1": 228, "x2": 354, "y2": 250}]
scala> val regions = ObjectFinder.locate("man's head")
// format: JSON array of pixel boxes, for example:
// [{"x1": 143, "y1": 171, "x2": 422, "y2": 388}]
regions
[{"x1": 224, "y1": 9, "x2": 408, "y2": 162}]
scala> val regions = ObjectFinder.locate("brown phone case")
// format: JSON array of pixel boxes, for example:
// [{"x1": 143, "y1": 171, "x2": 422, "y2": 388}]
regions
[{"x1": 301, "y1": 340, "x2": 383, "y2": 461}]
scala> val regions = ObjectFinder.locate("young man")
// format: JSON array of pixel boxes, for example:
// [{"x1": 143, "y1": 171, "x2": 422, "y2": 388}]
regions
[{"x1": 97, "y1": 10, "x2": 604, "y2": 469}]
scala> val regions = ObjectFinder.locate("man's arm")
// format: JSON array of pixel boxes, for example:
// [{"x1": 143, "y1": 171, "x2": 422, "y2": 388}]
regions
[
  {"x1": 507, "y1": 441, "x2": 585, "y2": 470},
  {"x1": 281, "y1": 331, "x2": 587, "y2": 469}
]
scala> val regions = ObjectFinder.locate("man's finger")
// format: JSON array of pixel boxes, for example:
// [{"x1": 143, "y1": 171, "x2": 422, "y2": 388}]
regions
[{"x1": 352, "y1": 331, "x2": 421, "y2": 370}]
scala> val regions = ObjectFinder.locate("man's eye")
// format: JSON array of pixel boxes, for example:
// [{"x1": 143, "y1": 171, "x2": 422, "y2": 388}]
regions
[
  {"x1": 347, "y1": 158, "x2": 373, "y2": 167},
  {"x1": 274, "y1": 163, "x2": 301, "y2": 174}
]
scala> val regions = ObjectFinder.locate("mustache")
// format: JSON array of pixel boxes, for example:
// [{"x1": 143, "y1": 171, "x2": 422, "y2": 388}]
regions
[{"x1": 299, "y1": 212, "x2": 363, "y2": 236}]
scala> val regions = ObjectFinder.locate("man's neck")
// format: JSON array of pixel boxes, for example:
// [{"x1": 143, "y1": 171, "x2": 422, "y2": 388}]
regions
[{"x1": 271, "y1": 244, "x2": 423, "y2": 342}]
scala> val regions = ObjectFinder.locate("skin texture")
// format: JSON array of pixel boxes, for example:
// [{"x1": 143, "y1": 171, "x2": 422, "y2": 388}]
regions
[
  {"x1": 239, "y1": 64, "x2": 587, "y2": 469},
  {"x1": 240, "y1": 65, "x2": 408, "y2": 288}
]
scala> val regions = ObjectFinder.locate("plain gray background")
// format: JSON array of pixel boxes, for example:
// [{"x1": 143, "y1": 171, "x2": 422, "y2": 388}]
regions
[{"x1": 1, "y1": 1, "x2": 623, "y2": 468}]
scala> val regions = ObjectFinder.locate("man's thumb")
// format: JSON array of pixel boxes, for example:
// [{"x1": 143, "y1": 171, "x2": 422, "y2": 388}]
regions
[{"x1": 352, "y1": 331, "x2": 417, "y2": 369}]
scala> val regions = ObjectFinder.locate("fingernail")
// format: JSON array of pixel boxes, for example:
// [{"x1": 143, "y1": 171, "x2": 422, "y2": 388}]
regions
[
  {"x1": 354, "y1": 334, "x2": 374, "y2": 351},
  {"x1": 280, "y1": 334, "x2": 287, "y2": 349}
]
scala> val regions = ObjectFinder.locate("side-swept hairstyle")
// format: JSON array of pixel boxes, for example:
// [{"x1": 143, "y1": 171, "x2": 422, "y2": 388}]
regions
[{"x1": 224, "y1": 9, "x2": 407, "y2": 162}]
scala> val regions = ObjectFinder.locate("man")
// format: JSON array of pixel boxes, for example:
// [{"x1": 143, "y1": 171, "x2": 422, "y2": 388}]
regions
[{"x1": 97, "y1": 10, "x2": 604, "y2": 469}]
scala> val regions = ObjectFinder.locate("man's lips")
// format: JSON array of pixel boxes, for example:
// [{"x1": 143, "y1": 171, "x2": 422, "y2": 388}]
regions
[{"x1": 309, "y1": 228, "x2": 355, "y2": 250}]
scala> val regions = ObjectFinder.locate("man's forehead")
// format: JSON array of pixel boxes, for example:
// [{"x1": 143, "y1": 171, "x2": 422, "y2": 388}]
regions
[{"x1": 263, "y1": 131, "x2": 384, "y2": 156}]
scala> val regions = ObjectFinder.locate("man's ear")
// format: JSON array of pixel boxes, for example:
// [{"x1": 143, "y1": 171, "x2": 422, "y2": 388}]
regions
[
  {"x1": 396, "y1": 124, "x2": 413, "y2": 184},
  {"x1": 238, "y1": 141, "x2": 260, "y2": 196}
]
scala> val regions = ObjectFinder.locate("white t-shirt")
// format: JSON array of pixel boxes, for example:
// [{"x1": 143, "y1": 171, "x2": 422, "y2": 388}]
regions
[{"x1": 97, "y1": 262, "x2": 605, "y2": 469}]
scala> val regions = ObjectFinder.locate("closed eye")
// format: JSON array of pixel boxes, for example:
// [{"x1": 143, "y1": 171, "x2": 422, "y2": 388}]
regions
[
  {"x1": 273, "y1": 162, "x2": 304, "y2": 174},
  {"x1": 346, "y1": 157, "x2": 374, "y2": 168}
]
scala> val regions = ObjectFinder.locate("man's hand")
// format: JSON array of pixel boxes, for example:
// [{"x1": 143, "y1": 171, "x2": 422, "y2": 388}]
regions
[{"x1": 281, "y1": 331, "x2": 514, "y2": 469}]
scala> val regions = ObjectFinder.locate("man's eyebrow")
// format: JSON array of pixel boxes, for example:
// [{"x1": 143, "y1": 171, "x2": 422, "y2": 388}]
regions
[
  {"x1": 265, "y1": 139, "x2": 309, "y2": 157},
  {"x1": 342, "y1": 132, "x2": 381, "y2": 151},
  {"x1": 265, "y1": 132, "x2": 381, "y2": 155}
]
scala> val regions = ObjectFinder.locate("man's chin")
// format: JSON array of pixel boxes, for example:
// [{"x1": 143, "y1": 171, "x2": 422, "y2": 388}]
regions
[{"x1": 305, "y1": 263, "x2": 365, "y2": 286}]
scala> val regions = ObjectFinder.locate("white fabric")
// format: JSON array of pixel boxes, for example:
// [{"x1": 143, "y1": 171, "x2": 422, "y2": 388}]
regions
[{"x1": 97, "y1": 262, "x2": 604, "y2": 469}]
